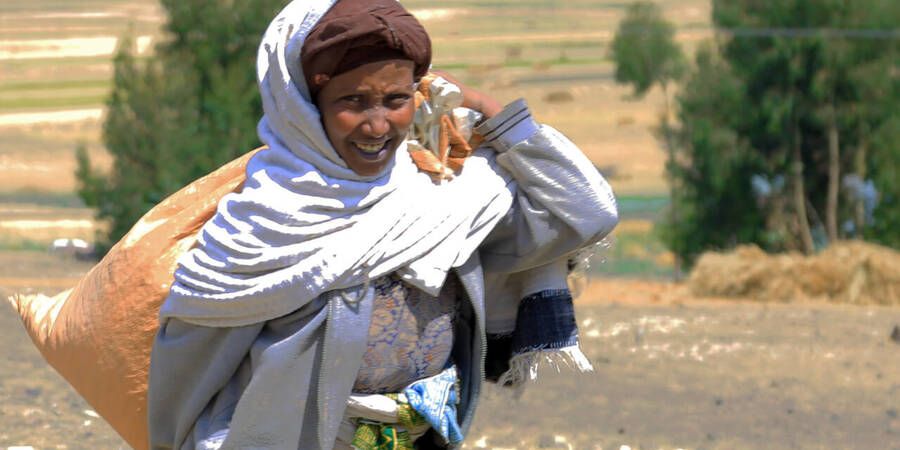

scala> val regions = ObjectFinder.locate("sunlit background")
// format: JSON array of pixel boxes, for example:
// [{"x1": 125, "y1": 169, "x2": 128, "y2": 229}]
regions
[{"x1": 1, "y1": 0, "x2": 898, "y2": 448}]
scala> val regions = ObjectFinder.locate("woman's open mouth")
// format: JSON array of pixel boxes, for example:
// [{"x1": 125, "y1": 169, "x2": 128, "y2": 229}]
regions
[{"x1": 353, "y1": 139, "x2": 391, "y2": 160}]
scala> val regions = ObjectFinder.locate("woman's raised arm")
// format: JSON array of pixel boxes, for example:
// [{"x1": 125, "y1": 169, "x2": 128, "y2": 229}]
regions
[{"x1": 474, "y1": 98, "x2": 619, "y2": 273}]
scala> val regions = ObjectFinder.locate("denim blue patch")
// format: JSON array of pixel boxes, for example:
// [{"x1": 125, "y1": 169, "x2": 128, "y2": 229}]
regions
[{"x1": 510, "y1": 289, "x2": 578, "y2": 355}]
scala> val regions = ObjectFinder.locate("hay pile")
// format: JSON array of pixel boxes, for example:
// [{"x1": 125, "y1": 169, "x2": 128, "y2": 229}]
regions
[{"x1": 688, "y1": 241, "x2": 900, "y2": 305}]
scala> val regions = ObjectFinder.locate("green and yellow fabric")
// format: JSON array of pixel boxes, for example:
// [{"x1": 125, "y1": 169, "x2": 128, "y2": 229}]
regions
[{"x1": 351, "y1": 394, "x2": 428, "y2": 450}]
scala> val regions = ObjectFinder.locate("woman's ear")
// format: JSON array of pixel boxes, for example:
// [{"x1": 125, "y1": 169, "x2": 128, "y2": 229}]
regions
[{"x1": 312, "y1": 73, "x2": 331, "y2": 91}]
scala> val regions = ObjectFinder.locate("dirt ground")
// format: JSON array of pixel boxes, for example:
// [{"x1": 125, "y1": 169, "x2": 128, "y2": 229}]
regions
[
  {"x1": 4, "y1": 1, "x2": 897, "y2": 448},
  {"x1": 2, "y1": 251, "x2": 899, "y2": 450}
]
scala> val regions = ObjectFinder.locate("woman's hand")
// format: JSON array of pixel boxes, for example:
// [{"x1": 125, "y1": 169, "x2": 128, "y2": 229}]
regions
[{"x1": 429, "y1": 69, "x2": 503, "y2": 120}]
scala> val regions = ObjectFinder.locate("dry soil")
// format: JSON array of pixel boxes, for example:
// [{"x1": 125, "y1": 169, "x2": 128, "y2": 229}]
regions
[{"x1": 2, "y1": 251, "x2": 899, "y2": 449}]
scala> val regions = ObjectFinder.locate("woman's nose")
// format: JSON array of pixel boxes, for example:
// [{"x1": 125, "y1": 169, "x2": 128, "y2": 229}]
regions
[{"x1": 362, "y1": 107, "x2": 390, "y2": 136}]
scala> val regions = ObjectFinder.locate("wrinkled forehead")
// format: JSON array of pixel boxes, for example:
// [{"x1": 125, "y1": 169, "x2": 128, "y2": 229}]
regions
[{"x1": 315, "y1": 58, "x2": 417, "y2": 99}]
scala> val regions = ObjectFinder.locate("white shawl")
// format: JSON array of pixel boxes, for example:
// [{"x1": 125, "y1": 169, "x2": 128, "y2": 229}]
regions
[{"x1": 159, "y1": 0, "x2": 515, "y2": 327}]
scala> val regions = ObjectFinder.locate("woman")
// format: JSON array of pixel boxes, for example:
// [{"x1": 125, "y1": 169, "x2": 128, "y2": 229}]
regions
[{"x1": 148, "y1": 0, "x2": 618, "y2": 448}]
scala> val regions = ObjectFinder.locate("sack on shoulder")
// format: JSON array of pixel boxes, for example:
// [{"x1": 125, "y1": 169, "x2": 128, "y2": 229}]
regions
[{"x1": 6, "y1": 148, "x2": 261, "y2": 450}]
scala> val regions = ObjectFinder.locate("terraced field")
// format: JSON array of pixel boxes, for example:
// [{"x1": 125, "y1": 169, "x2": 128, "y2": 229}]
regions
[{"x1": 1, "y1": 0, "x2": 715, "y2": 197}]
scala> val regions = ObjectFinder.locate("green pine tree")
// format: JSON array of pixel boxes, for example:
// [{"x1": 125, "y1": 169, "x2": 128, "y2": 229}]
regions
[{"x1": 77, "y1": 0, "x2": 288, "y2": 254}]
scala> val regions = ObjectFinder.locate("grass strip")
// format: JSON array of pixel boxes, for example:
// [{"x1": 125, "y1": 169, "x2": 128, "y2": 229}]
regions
[
  {"x1": 0, "y1": 0, "x2": 142, "y2": 14},
  {"x1": 0, "y1": 238, "x2": 51, "y2": 252},
  {"x1": 404, "y1": 0, "x2": 634, "y2": 9},
  {"x1": 0, "y1": 190, "x2": 87, "y2": 208},
  {"x1": 616, "y1": 196, "x2": 669, "y2": 216},
  {"x1": 0, "y1": 54, "x2": 147, "y2": 68},
  {"x1": 0, "y1": 79, "x2": 110, "y2": 92},
  {"x1": 434, "y1": 56, "x2": 607, "y2": 70},
  {"x1": 595, "y1": 257, "x2": 674, "y2": 279},
  {"x1": 0, "y1": 94, "x2": 105, "y2": 110},
  {"x1": 592, "y1": 226, "x2": 674, "y2": 279}
]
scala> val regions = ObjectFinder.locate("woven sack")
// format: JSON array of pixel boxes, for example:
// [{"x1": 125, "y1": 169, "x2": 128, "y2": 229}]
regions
[{"x1": 6, "y1": 148, "x2": 259, "y2": 449}]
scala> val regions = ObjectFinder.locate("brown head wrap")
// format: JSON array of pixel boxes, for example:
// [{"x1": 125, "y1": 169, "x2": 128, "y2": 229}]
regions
[{"x1": 301, "y1": 0, "x2": 432, "y2": 95}]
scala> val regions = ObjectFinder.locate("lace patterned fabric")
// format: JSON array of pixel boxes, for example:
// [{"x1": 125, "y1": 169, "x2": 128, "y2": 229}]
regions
[{"x1": 353, "y1": 274, "x2": 458, "y2": 394}]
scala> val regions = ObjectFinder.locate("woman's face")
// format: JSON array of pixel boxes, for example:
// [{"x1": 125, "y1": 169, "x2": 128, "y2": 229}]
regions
[{"x1": 316, "y1": 59, "x2": 416, "y2": 177}]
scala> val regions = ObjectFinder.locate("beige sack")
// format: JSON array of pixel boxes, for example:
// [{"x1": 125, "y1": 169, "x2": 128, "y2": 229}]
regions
[{"x1": 7, "y1": 148, "x2": 260, "y2": 450}]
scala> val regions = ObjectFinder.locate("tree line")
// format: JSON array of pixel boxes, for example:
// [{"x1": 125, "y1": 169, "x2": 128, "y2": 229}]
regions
[{"x1": 611, "y1": 0, "x2": 899, "y2": 268}]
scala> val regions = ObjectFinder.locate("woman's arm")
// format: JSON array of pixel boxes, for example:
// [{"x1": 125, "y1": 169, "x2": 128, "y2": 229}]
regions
[
  {"x1": 450, "y1": 91, "x2": 615, "y2": 386},
  {"x1": 429, "y1": 71, "x2": 618, "y2": 272},
  {"x1": 474, "y1": 98, "x2": 619, "y2": 273}
]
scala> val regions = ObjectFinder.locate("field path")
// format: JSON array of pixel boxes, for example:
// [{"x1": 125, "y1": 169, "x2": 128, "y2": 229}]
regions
[{"x1": 0, "y1": 108, "x2": 102, "y2": 127}]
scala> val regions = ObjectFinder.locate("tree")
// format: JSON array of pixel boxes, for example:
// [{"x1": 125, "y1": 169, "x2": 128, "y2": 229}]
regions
[
  {"x1": 659, "y1": 43, "x2": 770, "y2": 263},
  {"x1": 662, "y1": 0, "x2": 900, "y2": 265},
  {"x1": 610, "y1": 2, "x2": 687, "y2": 99},
  {"x1": 610, "y1": 1, "x2": 687, "y2": 277},
  {"x1": 77, "y1": 0, "x2": 288, "y2": 253},
  {"x1": 847, "y1": 1, "x2": 900, "y2": 248}
]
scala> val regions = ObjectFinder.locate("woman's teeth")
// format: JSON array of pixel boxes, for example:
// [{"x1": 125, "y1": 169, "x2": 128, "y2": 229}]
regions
[{"x1": 355, "y1": 141, "x2": 386, "y2": 154}]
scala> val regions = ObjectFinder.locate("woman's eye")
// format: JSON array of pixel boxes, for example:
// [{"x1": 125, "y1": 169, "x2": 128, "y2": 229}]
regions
[
  {"x1": 340, "y1": 95, "x2": 363, "y2": 104},
  {"x1": 385, "y1": 94, "x2": 411, "y2": 108}
]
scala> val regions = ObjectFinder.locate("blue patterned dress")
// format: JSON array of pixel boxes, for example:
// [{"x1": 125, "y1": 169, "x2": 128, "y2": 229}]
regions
[{"x1": 353, "y1": 274, "x2": 458, "y2": 394}]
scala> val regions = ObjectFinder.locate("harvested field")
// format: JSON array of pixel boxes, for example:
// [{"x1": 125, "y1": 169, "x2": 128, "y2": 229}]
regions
[{"x1": 2, "y1": 251, "x2": 899, "y2": 449}]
